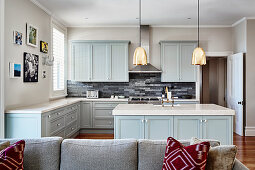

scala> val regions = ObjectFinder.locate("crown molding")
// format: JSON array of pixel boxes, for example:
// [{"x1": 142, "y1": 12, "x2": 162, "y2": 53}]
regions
[
  {"x1": 30, "y1": 0, "x2": 67, "y2": 27},
  {"x1": 30, "y1": 0, "x2": 51, "y2": 15},
  {"x1": 205, "y1": 51, "x2": 233, "y2": 57},
  {"x1": 151, "y1": 25, "x2": 232, "y2": 28},
  {"x1": 232, "y1": 17, "x2": 247, "y2": 27}
]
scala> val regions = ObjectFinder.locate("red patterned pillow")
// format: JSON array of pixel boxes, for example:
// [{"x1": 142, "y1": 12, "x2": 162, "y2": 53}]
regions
[
  {"x1": 162, "y1": 137, "x2": 210, "y2": 170},
  {"x1": 0, "y1": 140, "x2": 25, "y2": 170}
]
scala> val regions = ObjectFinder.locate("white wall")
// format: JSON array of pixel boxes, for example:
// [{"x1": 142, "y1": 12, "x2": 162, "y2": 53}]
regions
[
  {"x1": 232, "y1": 20, "x2": 247, "y2": 53},
  {"x1": 245, "y1": 19, "x2": 255, "y2": 136},
  {"x1": 67, "y1": 26, "x2": 233, "y2": 78},
  {"x1": 0, "y1": 0, "x2": 5, "y2": 138},
  {"x1": 4, "y1": 0, "x2": 51, "y2": 109}
]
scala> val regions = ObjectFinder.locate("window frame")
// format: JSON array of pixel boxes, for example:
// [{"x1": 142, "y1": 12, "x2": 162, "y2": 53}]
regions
[{"x1": 50, "y1": 18, "x2": 67, "y2": 99}]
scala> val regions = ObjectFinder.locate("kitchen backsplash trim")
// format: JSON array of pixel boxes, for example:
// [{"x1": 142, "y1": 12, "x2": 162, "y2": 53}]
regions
[{"x1": 67, "y1": 73, "x2": 196, "y2": 98}]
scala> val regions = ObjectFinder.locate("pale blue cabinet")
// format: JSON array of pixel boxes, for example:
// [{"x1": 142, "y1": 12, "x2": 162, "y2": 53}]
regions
[
  {"x1": 161, "y1": 41, "x2": 198, "y2": 82},
  {"x1": 161, "y1": 43, "x2": 179, "y2": 82},
  {"x1": 179, "y1": 43, "x2": 197, "y2": 82},
  {"x1": 115, "y1": 116, "x2": 145, "y2": 139},
  {"x1": 174, "y1": 116, "x2": 202, "y2": 140},
  {"x1": 174, "y1": 116, "x2": 233, "y2": 145},
  {"x1": 72, "y1": 43, "x2": 91, "y2": 81},
  {"x1": 71, "y1": 41, "x2": 129, "y2": 82},
  {"x1": 202, "y1": 116, "x2": 233, "y2": 145},
  {"x1": 145, "y1": 116, "x2": 173, "y2": 140},
  {"x1": 80, "y1": 102, "x2": 93, "y2": 128},
  {"x1": 114, "y1": 116, "x2": 173, "y2": 140}
]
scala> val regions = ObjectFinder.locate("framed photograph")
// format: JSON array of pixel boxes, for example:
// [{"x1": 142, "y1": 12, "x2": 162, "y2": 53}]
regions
[
  {"x1": 13, "y1": 31, "x2": 22, "y2": 45},
  {"x1": 9, "y1": 63, "x2": 21, "y2": 78},
  {"x1": 26, "y1": 23, "x2": 38, "y2": 47},
  {"x1": 23, "y1": 52, "x2": 39, "y2": 82},
  {"x1": 40, "y1": 41, "x2": 48, "y2": 53}
]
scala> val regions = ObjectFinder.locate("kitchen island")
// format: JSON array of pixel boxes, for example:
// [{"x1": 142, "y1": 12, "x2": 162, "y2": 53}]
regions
[{"x1": 113, "y1": 104, "x2": 235, "y2": 145}]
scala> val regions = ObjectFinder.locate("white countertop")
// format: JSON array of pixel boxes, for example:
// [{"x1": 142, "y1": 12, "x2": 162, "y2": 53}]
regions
[
  {"x1": 5, "y1": 97, "x2": 128, "y2": 114},
  {"x1": 112, "y1": 104, "x2": 235, "y2": 116}
]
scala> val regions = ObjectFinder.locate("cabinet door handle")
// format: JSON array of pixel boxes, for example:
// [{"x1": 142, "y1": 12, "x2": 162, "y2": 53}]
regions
[
  {"x1": 145, "y1": 120, "x2": 148, "y2": 123},
  {"x1": 200, "y1": 120, "x2": 203, "y2": 123},
  {"x1": 141, "y1": 119, "x2": 144, "y2": 123}
]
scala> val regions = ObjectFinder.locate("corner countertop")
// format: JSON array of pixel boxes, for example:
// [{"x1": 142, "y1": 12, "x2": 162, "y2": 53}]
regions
[
  {"x1": 112, "y1": 104, "x2": 235, "y2": 116},
  {"x1": 5, "y1": 97, "x2": 129, "y2": 114}
]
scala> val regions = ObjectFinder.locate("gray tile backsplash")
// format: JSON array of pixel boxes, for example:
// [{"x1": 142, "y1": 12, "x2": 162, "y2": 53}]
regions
[{"x1": 67, "y1": 73, "x2": 196, "y2": 98}]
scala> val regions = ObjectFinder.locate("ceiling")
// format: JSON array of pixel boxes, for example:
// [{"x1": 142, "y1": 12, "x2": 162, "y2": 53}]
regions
[{"x1": 34, "y1": 0, "x2": 255, "y2": 27}]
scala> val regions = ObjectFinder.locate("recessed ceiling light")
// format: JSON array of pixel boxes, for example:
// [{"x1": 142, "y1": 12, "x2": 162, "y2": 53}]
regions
[
  {"x1": 84, "y1": 18, "x2": 89, "y2": 19},
  {"x1": 187, "y1": 18, "x2": 192, "y2": 20},
  {"x1": 136, "y1": 18, "x2": 139, "y2": 20}
]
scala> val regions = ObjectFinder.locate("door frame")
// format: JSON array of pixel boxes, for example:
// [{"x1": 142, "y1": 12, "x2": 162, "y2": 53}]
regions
[{"x1": 0, "y1": 0, "x2": 5, "y2": 138}]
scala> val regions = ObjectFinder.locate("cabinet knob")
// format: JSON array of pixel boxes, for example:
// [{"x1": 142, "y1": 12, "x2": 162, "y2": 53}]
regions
[
  {"x1": 145, "y1": 119, "x2": 148, "y2": 123},
  {"x1": 71, "y1": 127, "x2": 75, "y2": 130},
  {"x1": 57, "y1": 113, "x2": 60, "y2": 115},
  {"x1": 141, "y1": 119, "x2": 144, "y2": 123},
  {"x1": 204, "y1": 120, "x2": 207, "y2": 123},
  {"x1": 200, "y1": 120, "x2": 203, "y2": 123},
  {"x1": 109, "y1": 121, "x2": 112, "y2": 125},
  {"x1": 71, "y1": 116, "x2": 74, "y2": 119},
  {"x1": 48, "y1": 115, "x2": 51, "y2": 118},
  {"x1": 57, "y1": 123, "x2": 61, "y2": 126}
]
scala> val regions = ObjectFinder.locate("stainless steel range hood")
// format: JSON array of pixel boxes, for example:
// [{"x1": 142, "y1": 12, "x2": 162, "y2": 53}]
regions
[{"x1": 129, "y1": 25, "x2": 162, "y2": 73}]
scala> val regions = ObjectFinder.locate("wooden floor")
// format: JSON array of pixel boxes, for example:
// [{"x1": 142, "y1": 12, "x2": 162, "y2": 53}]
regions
[{"x1": 76, "y1": 133, "x2": 255, "y2": 169}]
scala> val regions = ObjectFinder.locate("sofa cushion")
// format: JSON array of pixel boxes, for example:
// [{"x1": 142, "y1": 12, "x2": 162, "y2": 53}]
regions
[
  {"x1": 0, "y1": 141, "x2": 10, "y2": 151},
  {"x1": 138, "y1": 139, "x2": 221, "y2": 170},
  {"x1": 60, "y1": 139, "x2": 137, "y2": 170},
  {"x1": 162, "y1": 137, "x2": 210, "y2": 170},
  {"x1": 0, "y1": 140, "x2": 25, "y2": 170},
  {"x1": 0, "y1": 137, "x2": 63, "y2": 170},
  {"x1": 190, "y1": 137, "x2": 237, "y2": 170}
]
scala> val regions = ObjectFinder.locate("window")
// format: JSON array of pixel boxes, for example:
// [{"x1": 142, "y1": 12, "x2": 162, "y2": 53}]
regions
[{"x1": 52, "y1": 27, "x2": 65, "y2": 91}]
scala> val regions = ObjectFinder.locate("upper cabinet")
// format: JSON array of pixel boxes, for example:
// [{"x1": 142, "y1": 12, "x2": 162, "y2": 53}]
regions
[
  {"x1": 160, "y1": 41, "x2": 198, "y2": 82},
  {"x1": 71, "y1": 41, "x2": 129, "y2": 82}
]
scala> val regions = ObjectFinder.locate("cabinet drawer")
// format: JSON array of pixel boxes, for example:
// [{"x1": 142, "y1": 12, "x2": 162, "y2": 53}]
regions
[
  {"x1": 52, "y1": 129, "x2": 65, "y2": 138},
  {"x1": 94, "y1": 118, "x2": 114, "y2": 128},
  {"x1": 50, "y1": 117, "x2": 65, "y2": 134},
  {"x1": 65, "y1": 121, "x2": 78, "y2": 137},
  {"x1": 94, "y1": 109, "x2": 113, "y2": 118},
  {"x1": 65, "y1": 104, "x2": 79, "y2": 113},
  {"x1": 48, "y1": 109, "x2": 65, "y2": 120},
  {"x1": 65, "y1": 110, "x2": 77, "y2": 126},
  {"x1": 93, "y1": 102, "x2": 121, "y2": 108}
]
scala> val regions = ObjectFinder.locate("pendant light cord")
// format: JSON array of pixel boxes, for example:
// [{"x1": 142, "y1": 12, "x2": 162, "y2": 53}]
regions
[
  {"x1": 198, "y1": 0, "x2": 200, "y2": 47},
  {"x1": 139, "y1": 0, "x2": 141, "y2": 47}
]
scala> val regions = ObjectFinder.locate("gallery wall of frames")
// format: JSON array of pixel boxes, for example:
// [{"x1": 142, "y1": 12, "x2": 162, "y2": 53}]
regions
[{"x1": 11, "y1": 23, "x2": 49, "y2": 83}]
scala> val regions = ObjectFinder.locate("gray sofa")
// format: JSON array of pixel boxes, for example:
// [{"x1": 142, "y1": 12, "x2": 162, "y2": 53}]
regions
[{"x1": 0, "y1": 137, "x2": 248, "y2": 170}]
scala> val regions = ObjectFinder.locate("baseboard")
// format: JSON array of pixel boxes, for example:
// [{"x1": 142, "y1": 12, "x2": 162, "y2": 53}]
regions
[
  {"x1": 245, "y1": 127, "x2": 255, "y2": 136},
  {"x1": 79, "y1": 129, "x2": 114, "y2": 134}
]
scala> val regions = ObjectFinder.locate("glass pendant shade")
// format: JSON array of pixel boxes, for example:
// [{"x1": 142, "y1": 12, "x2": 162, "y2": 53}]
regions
[
  {"x1": 133, "y1": 47, "x2": 147, "y2": 65},
  {"x1": 192, "y1": 47, "x2": 206, "y2": 65}
]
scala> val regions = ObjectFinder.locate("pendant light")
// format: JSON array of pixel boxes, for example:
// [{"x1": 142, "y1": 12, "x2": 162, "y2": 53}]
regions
[
  {"x1": 192, "y1": 0, "x2": 206, "y2": 65},
  {"x1": 133, "y1": 0, "x2": 147, "y2": 65}
]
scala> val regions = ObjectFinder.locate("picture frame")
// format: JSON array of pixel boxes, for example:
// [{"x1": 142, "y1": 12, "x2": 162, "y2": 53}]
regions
[
  {"x1": 23, "y1": 52, "x2": 39, "y2": 82},
  {"x1": 13, "y1": 31, "x2": 22, "y2": 45},
  {"x1": 40, "y1": 41, "x2": 48, "y2": 53},
  {"x1": 26, "y1": 23, "x2": 38, "y2": 47},
  {"x1": 9, "y1": 63, "x2": 21, "y2": 78}
]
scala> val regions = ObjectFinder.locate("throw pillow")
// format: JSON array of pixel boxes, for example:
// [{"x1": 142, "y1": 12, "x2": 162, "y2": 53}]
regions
[
  {"x1": 0, "y1": 140, "x2": 25, "y2": 170},
  {"x1": 0, "y1": 141, "x2": 10, "y2": 151},
  {"x1": 162, "y1": 137, "x2": 210, "y2": 170},
  {"x1": 190, "y1": 137, "x2": 237, "y2": 170}
]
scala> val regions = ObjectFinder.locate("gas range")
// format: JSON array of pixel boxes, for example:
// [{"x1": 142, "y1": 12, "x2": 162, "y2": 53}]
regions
[{"x1": 128, "y1": 96, "x2": 161, "y2": 104}]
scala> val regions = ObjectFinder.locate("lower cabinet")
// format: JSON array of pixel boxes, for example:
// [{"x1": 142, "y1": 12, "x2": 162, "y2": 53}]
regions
[
  {"x1": 174, "y1": 116, "x2": 233, "y2": 145},
  {"x1": 114, "y1": 116, "x2": 173, "y2": 140},
  {"x1": 80, "y1": 102, "x2": 93, "y2": 128},
  {"x1": 115, "y1": 115, "x2": 233, "y2": 144}
]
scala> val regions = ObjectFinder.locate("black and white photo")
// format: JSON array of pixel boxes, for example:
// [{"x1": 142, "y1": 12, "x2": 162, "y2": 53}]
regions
[{"x1": 23, "y1": 52, "x2": 39, "y2": 82}]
